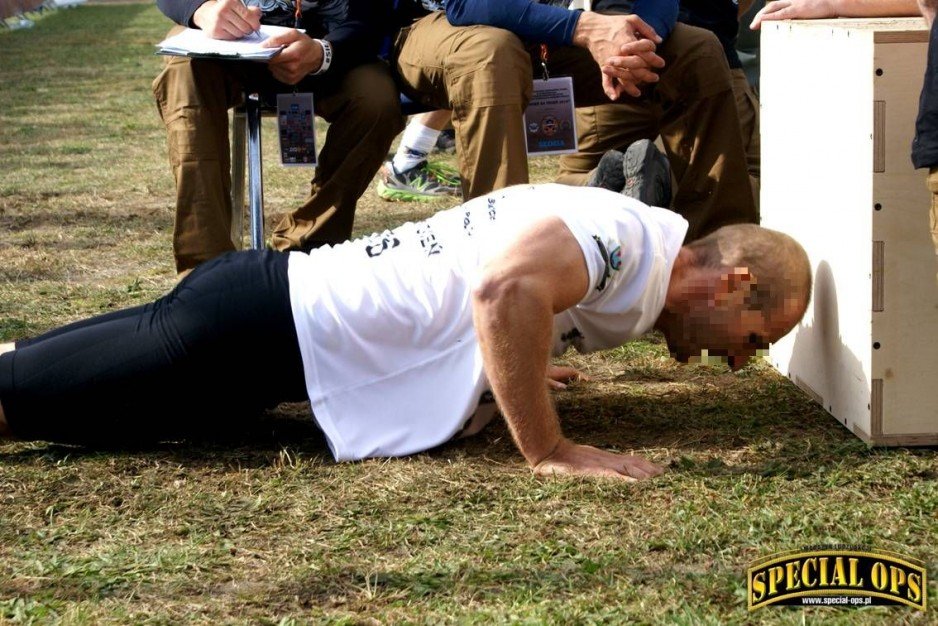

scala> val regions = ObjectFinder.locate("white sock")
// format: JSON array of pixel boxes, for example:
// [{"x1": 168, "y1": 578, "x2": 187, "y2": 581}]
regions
[{"x1": 392, "y1": 120, "x2": 441, "y2": 173}]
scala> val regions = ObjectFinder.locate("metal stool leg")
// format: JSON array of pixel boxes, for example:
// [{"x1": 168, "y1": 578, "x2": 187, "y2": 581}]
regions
[
  {"x1": 230, "y1": 107, "x2": 246, "y2": 250},
  {"x1": 246, "y1": 92, "x2": 265, "y2": 250}
]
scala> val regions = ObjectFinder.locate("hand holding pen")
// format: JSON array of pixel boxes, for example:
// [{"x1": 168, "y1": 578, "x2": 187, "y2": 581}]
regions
[{"x1": 192, "y1": 0, "x2": 262, "y2": 41}]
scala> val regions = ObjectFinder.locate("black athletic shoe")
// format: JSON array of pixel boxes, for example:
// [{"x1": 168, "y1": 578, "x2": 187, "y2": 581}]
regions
[
  {"x1": 585, "y1": 149, "x2": 626, "y2": 193},
  {"x1": 621, "y1": 139, "x2": 672, "y2": 207}
]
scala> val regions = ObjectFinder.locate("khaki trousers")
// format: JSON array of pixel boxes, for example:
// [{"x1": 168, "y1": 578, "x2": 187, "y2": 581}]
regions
[
  {"x1": 394, "y1": 15, "x2": 757, "y2": 242},
  {"x1": 562, "y1": 67, "x2": 762, "y2": 221},
  {"x1": 152, "y1": 40, "x2": 403, "y2": 272}
]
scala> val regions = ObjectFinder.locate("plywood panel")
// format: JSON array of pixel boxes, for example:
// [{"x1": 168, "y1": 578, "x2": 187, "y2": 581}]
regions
[
  {"x1": 762, "y1": 22, "x2": 875, "y2": 436},
  {"x1": 764, "y1": 19, "x2": 938, "y2": 444},
  {"x1": 872, "y1": 41, "x2": 938, "y2": 435}
]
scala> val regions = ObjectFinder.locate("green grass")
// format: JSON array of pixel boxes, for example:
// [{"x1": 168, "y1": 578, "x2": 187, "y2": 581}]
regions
[{"x1": 1, "y1": 5, "x2": 936, "y2": 624}]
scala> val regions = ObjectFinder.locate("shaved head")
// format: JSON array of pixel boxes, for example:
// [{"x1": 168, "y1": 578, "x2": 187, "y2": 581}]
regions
[
  {"x1": 686, "y1": 224, "x2": 812, "y2": 328},
  {"x1": 656, "y1": 224, "x2": 812, "y2": 371}
]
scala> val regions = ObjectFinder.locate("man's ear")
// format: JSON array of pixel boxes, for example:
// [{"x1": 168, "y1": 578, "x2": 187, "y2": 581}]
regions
[
  {"x1": 718, "y1": 266, "x2": 753, "y2": 294},
  {"x1": 711, "y1": 266, "x2": 754, "y2": 307}
]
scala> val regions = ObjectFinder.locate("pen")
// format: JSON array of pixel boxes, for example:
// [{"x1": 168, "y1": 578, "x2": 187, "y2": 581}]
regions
[
  {"x1": 239, "y1": 0, "x2": 261, "y2": 39},
  {"x1": 294, "y1": 0, "x2": 301, "y2": 29}
]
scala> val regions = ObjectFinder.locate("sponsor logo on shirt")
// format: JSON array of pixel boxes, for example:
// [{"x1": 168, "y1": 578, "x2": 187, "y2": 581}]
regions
[
  {"x1": 364, "y1": 230, "x2": 400, "y2": 258},
  {"x1": 487, "y1": 198, "x2": 497, "y2": 221},
  {"x1": 592, "y1": 236, "x2": 623, "y2": 292},
  {"x1": 416, "y1": 221, "x2": 443, "y2": 256},
  {"x1": 561, "y1": 327, "x2": 583, "y2": 347}
]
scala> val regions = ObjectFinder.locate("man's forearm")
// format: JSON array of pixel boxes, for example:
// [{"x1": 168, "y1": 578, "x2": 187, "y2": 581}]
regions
[
  {"x1": 830, "y1": 0, "x2": 919, "y2": 16},
  {"x1": 472, "y1": 277, "x2": 564, "y2": 467}
]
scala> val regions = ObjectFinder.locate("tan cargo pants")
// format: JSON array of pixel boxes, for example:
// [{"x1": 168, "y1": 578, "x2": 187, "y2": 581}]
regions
[
  {"x1": 393, "y1": 15, "x2": 757, "y2": 242},
  {"x1": 153, "y1": 42, "x2": 403, "y2": 272},
  {"x1": 561, "y1": 67, "x2": 762, "y2": 221}
]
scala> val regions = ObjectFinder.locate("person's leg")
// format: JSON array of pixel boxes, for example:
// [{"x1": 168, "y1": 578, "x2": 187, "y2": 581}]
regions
[
  {"x1": 544, "y1": 36, "x2": 660, "y2": 186},
  {"x1": 394, "y1": 12, "x2": 533, "y2": 199},
  {"x1": 394, "y1": 110, "x2": 453, "y2": 172},
  {"x1": 270, "y1": 61, "x2": 403, "y2": 251},
  {"x1": 651, "y1": 24, "x2": 758, "y2": 240},
  {"x1": 152, "y1": 34, "x2": 252, "y2": 274},
  {"x1": 555, "y1": 103, "x2": 658, "y2": 186},
  {"x1": 730, "y1": 67, "x2": 761, "y2": 210},
  {"x1": 548, "y1": 24, "x2": 756, "y2": 240},
  {"x1": 555, "y1": 69, "x2": 762, "y2": 193},
  {"x1": 0, "y1": 250, "x2": 306, "y2": 444},
  {"x1": 379, "y1": 110, "x2": 461, "y2": 201}
]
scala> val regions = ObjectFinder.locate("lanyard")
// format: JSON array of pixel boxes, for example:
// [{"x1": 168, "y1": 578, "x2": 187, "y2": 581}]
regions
[{"x1": 539, "y1": 43, "x2": 550, "y2": 81}]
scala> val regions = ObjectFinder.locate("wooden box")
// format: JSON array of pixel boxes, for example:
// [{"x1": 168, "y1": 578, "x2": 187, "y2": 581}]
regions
[{"x1": 761, "y1": 18, "x2": 938, "y2": 445}]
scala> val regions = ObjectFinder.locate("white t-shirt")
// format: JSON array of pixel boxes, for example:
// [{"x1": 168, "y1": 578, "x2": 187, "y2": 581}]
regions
[{"x1": 287, "y1": 184, "x2": 688, "y2": 461}]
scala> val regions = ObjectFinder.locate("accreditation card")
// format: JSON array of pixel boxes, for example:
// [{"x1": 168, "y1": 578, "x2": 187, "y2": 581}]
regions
[
  {"x1": 277, "y1": 92, "x2": 317, "y2": 166},
  {"x1": 522, "y1": 76, "x2": 577, "y2": 156}
]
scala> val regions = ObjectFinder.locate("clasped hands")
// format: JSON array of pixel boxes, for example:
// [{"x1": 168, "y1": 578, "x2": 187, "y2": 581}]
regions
[
  {"x1": 192, "y1": 0, "x2": 324, "y2": 84},
  {"x1": 574, "y1": 12, "x2": 666, "y2": 100}
]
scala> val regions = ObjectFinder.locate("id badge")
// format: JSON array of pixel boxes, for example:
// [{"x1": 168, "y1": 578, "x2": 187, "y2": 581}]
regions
[
  {"x1": 277, "y1": 92, "x2": 316, "y2": 166},
  {"x1": 522, "y1": 76, "x2": 577, "y2": 156}
]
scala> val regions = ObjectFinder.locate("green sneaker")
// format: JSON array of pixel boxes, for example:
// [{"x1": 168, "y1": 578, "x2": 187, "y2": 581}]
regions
[{"x1": 377, "y1": 160, "x2": 462, "y2": 201}]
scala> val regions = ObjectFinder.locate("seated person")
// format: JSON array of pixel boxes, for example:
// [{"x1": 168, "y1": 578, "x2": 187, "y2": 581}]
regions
[
  {"x1": 153, "y1": 0, "x2": 403, "y2": 272},
  {"x1": 564, "y1": 0, "x2": 761, "y2": 214},
  {"x1": 0, "y1": 185, "x2": 811, "y2": 480},
  {"x1": 388, "y1": 0, "x2": 758, "y2": 241}
]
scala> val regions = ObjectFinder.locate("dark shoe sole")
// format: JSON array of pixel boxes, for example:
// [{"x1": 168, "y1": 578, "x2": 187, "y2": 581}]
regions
[
  {"x1": 622, "y1": 139, "x2": 672, "y2": 207},
  {"x1": 586, "y1": 149, "x2": 626, "y2": 193}
]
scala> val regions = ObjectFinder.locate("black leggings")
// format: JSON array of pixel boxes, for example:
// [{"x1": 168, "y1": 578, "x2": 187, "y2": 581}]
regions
[{"x1": 0, "y1": 250, "x2": 308, "y2": 444}]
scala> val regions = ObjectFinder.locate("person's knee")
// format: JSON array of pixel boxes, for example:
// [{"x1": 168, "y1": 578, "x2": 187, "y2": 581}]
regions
[
  {"x1": 153, "y1": 57, "x2": 236, "y2": 122},
  {"x1": 342, "y1": 69, "x2": 406, "y2": 139},
  {"x1": 658, "y1": 24, "x2": 732, "y2": 100},
  {"x1": 448, "y1": 28, "x2": 531, "y2": 108}
]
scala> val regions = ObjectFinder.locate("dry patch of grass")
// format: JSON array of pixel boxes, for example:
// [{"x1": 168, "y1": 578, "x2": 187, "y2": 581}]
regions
[{"x1": 1, "y1": 6, "x2": 936, "y2": 625}]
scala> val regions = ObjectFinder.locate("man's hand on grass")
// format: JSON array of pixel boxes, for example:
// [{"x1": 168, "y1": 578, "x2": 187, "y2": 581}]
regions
[
  {"x1": 193, "y1": 0, "x2": 261, "y2": 40},
  {"x1": 534, "y1": 439, "x2": 665, "y2": 481},
  {"x1": 546, "y1": 365, "x2": 589, "y2": 390}
]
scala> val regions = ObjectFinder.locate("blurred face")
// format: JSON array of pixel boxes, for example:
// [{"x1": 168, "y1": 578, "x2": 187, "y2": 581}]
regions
[{"x1": 661, "y1": 271, "x2": 802, "y2": 371}]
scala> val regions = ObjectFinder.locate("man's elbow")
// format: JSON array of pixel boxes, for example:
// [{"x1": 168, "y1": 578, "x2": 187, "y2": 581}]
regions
[{"x1": 472, "y1": 271, "x2": 520, "y2": 310}]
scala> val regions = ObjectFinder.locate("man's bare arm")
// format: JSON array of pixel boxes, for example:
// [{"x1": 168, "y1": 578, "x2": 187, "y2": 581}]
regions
[
  {"x1": 751, "y1": 0, "x2": 921, "y2": 30},
  {"x1": 472, "y1": 217, "x2": 664, "y2": 480}
]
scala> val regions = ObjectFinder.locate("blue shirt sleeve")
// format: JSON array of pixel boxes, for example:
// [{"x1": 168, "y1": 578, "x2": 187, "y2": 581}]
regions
[
  {"x1": 445, "y1": 0, "x2": 581, "y2": 47},
  {"x1": 445, "y1": 0, "x2": 678, "y2": 47},
  {"x1": 633, "y1": 0, "x2": 677, "y2": 41}
]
